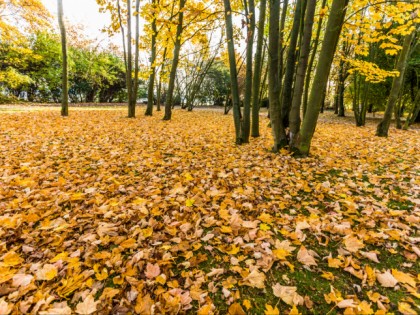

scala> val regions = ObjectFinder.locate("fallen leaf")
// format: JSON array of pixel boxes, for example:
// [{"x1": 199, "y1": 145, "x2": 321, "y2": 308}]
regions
[
  {"x1": 297, "y1": 246, "x2": 317, "y2": 266},
  {"x1": 75, "y1": 295, "x2": 98, "y2": 315}
]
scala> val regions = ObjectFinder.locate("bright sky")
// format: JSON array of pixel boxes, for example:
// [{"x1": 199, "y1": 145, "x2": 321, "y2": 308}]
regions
[{"x1": 41, "y1": 0, "x2": 120, "y2": 47}]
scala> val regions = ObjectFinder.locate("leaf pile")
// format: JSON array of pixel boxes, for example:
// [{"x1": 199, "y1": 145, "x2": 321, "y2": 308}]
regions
[{"x1": 0, "y1": 109, "x2": 419, "y2": 314}]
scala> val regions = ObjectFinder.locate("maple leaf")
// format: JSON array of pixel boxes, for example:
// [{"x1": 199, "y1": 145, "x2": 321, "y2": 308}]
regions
[
  {"x1": 391, "y1": 269, "x2": 416, "y2": 287},
  {"x1": 264, "y1": 304, "x2": 280, "y2": 315},
  {"x1": 0, "y1": 299, "x2": 12, "y2": 315},
  {"x1": 398, "y1": 302, "x2": 417, "y2": 315},
  {"x1": 297, "y1": 246, "x2": 317, "y2": 266},
  {"x1": 376, "y1": 271, "x2": 398, "y2": 287},
  {"x1": 145, "y1": 263, "x2": 160, "y2": 279},
  {"x1": 12, "y1": 274, "x2": 33, "y2": 287},
  {"x1": 1, "y1": 251, "x2": 23, "y2": 266},
  {"x1": 228, "y1": 303, "x2": 246, "y2": 315},
  {"x1": 75, "y1": 295, "x2": 98, "y2": 315},
  {"x1": 241, "y1": 269, "x2": 266, "y2": 289},
  {"x1": 344, "y1": 235, "x2": 364, "y2": 253},
  {"x1": 272, "y1": 283, "x2": 304, "y2": 306},
  {"x1": 35, "y1": 264, "x2": 58, "y2": 281},
  {"x1": 39, "y1": 302, "x2": 72, "y2": 315}
]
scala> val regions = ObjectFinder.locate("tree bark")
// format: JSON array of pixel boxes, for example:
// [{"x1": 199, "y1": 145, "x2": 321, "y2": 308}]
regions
[
  {"x1": 376, "y1": 31, "x2": 415, "y2": 137},
  {"x1": 57, "y1": 0, "x2": 68, "y2": 117},
  {"x1": 163, "y1": 0, "x2": 186, "y2": 120},
  {"x1": 289, "y1": 0, "x2": 316, "y2": 147},
  {"x1": 293, "y1": 0, "x2": 349, "y2": 156},
  {"x1": 146, "y1": 0, "x2": 158, "y2": 116},
  {"x1": 224, "y1": 0, "x2": 243, "y2": 144},
  {"x1": 251, "y1": 0, "x2": 266, "y2": 137},
  {"x1": 303, "y1": 0, "x2": 327, "y2": 117},
  {"x1": 281, "y1": 0, "x2": 303, "y2": 128},
  {"x1": 242, "y1": 0, "x2": 256, "y2": 143},
  {"x1": 268, "y1": 0, "x2": 287, "y2": 151},
  {"x1": 126, "y1": 0, "x2": 135, "y2": 118}
]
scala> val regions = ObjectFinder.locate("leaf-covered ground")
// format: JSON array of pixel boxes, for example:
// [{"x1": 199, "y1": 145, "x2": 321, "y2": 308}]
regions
[{"x1": 0, "y1": 108, "x2": 419, "y2": 315}]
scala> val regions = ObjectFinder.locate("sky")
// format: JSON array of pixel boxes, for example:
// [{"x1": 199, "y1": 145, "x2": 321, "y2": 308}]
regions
[{"x1": 41, "y1": 0, "x2": 120, "y2": 47}]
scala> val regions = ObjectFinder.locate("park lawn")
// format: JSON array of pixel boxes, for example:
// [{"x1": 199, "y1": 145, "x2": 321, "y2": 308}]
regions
[{"x1": 0, "y1": 108, "x2": 419, "y2": 314}]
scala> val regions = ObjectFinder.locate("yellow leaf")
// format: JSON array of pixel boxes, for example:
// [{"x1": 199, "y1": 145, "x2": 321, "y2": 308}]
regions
[
  {"x1": 289, "y1": 305, "x2": 302, "y2": 315},
  {"x1": 228, "y1": 303, "x2": 246, "y2": 315},
  {"x1": 186, "y1": 199, "x2": 195, "y2": 207},
  {"x1": 35, "y1": 264, "x2": 58, "y2": 281},
  {"x1": 243, "y1": 299, "x2": 252, "y2": 310},
  {"x1": 2, "y1": 251, "x2": 23, "y2": 266},
  {"x1": 120, "y1": 238, "x2": 137, "y2": 249},
  {"x1": 197, "y1": 304, "x2": 213, "y2": 315},
  {"x1": 259, "y1": 223, "x2": 271, "y2": 231},
  {"x1": 391, "y1": 269, "x2": 416, "y2": 287},
  {"x1": 398, "y1": 302, "x2": 417, "y2": 315},
  {"x1": 220, "y1": 226, "x2": 232, "y2": 233},
  {"x1": 264, "y1": 304, "x2": 280, "y2": 315}
]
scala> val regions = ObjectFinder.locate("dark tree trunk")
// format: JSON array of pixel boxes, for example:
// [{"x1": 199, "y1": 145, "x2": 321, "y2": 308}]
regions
[
  {"x1": 145, "y1": 2, "x2": 157, "y2": 116},
  {"x1": 57, "y1": 0, "x2": 68, "y2": 117},
  {"x1": 377, "y1": 32, "x2": 415, "y2": 137},
  {"x1": 163, "y1": 0, "x2": 186, "y2": 120},
  {"x1": 289, "y1": 0, "x2": 316, "y2": 147},
  {"x1": 251, "y1": 0, "x2": 267, "y2": 137},
  {"x1": 242, "y1": 0, "x2": 256, "y2": 143},
  {"x1": 224, "y1": 0, "x2": 243, "y2": 144},
  {"x1": 268, "y1": 0, "x2": 287, "y2": 151},
  {"x1": 293, "y1": 0, "x2": 349, "y2": 156},
  {"x1": 303, "y1": 0, "x2": 327, "y2": 117},
  {"x1": 281, "y1": 0, "x2": 303, "y2": 128}
]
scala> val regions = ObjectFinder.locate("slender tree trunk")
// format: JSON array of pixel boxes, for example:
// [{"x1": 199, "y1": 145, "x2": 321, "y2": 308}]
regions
[
  {"x1": 303, "y1": 0, "x2": 327, "y2": 117},
  {"x1": 278, "y1": 0, "x2": 289, "y2": 87},
  {"x1": 131, "y1": 0, "x2": 140, "y2": 116},
  {"x1": 269, "y1": 0, "x2": 287, "y2": 151},
  {"x1": 289, "y1": 0, "x2": 316, "y2": 146},
  {"x1": 281, "y1": 0, "x2": 303, "y2": 128},
  {"x1": 251, "y1": 0, "x2": 266, "y2": 137},
  {"x1": 126, "y1": 0, "x2": 135, "y2": 118},
  {"x1": 242, "y1": 0, "x2": 256, "y2": 143},
  {"x1": 146, "y1": 0, "x2": 158, "y2": 116},
  {"x1": 293, "y1": 0, "x2": 349, "y2": 156},
  {"x1": 163, "y1": 0, "x2": 186, "y2": 120},
  {"x1": 57, "y1": 0, "x2": 68, "y2": 117},
  {"x1": 224, "y1": 0, "x2": 243, "y2": 144},
  {"x1": 377, "y1": 32, "x2": 415, "y2": 137},
  {"x1": 404, "y1": 90, "x2": 420, "y2": 129}
]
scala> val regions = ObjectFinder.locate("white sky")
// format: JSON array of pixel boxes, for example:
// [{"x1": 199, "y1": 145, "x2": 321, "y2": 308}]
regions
[{"x1": 41, "y1": 0, "x2": 120, "y2": 47}]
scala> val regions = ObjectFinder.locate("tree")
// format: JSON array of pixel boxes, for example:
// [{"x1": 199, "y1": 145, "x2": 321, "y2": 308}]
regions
[
  {"x1": 289, "y1": 0, "x2": 316, "y2": 147},
  {"x1": 251, "y1": 0, "x2": 266, "y2": 138},
  {"x1": 163, "y1": 0, "x2": 187, "y2": 120},
  {"x1": 57, "y1": 0, "x2": 68, "y2": 116},
  {"x1": 377, "y1": 31, "x2": 416, "y2": 137},
  {"x1": 268, "y1": 0, "x2": 287, "y2": 151},
  {"x1": 145, "y1": 0, "x2": 158, "y2": 116},
  {"x1": 292, "y1": 0, "x2": 349, "y2": 157},
  {"x1": 223, "y1": 0, "x2": 243, "y2": 144}
]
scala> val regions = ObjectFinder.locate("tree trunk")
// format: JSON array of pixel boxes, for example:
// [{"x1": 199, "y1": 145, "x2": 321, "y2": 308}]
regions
[
  {"x1": 251, "y1": 0, "x2": 266, "y2": 137},
  {"x1": 376, "y1": 32, "x2": 415, "y2": 137},
  {"x1": 163, "y1": 0, "x2": 186, "y2": 120},
  {"x1": 293, "y1": 0, "x2": 349, "y2": 157},
  {"x1": 57, "y1": 0, "x2": 68, "y2": 117},
  {"x1": 224, "y1": 0, "x2": 243, "y2": 144},
  {"x1": 146, "y1": 2, "x2": 157, "y2": 116},
  {"x1": 289, "y1": 0, "x2": 316, "y2": 147},
  {"x1": 242, "y1": 0, "x2": 256, "y2": 143},
  {"x1": 126, "y1": 0, "x2": 135, "y2": 118},
  {"x1": 303, "y1": 0, "x2": 327, "y2": 117},
  {"x1": 131, "y1": 0, "x2": 141, "y2": 116},
  {"x1": 281, "y1": 0, "x2": 303, "y2": 128},
  {"x1": 268, "y1": 0, "x2": 287, "y2": 151}
]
